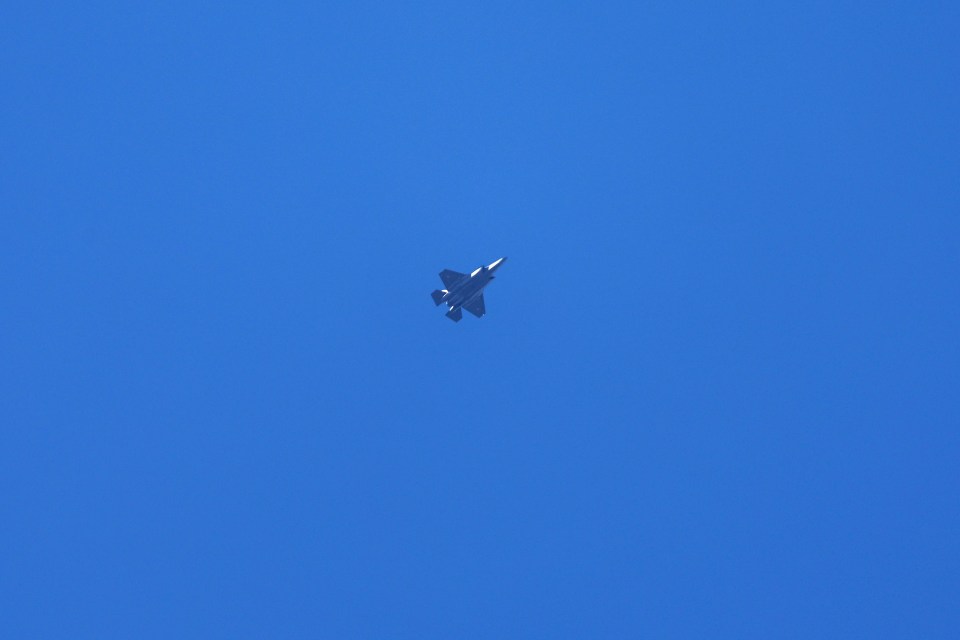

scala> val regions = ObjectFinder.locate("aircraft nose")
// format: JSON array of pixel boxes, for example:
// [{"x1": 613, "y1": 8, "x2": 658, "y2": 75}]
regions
[{"x1": 489, "y1": 257, "x2": 508, "y2": 271}]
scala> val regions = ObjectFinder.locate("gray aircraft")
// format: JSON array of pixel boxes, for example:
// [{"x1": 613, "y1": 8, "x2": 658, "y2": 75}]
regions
[{"x1": 431, "y1": 257, "x2": 507, "y2": 322}]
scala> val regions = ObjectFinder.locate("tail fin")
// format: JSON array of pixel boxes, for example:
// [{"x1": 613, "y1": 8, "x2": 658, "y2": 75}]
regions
[
  {"x1": 446, "y1": 307, "x2": 463, "y2": 322},
  {"x1": 431, "y1": 290, "x2": 446, "y2": 306}
]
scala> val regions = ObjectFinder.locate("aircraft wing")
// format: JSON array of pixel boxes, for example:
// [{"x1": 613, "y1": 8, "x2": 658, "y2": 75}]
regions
[
  {"x1": 439, "y1": 269, "x2": 467, "y2": 288},
  {"x1": 463, "y1": 294, "x2": 486, "y2": 318}
]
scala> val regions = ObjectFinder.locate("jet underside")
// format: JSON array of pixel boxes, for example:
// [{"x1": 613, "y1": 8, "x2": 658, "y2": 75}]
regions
[{"x1": 431, "y1": 257, "x2": 506, "y2": 322}]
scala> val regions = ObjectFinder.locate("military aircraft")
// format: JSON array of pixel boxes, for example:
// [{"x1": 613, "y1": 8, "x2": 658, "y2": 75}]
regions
[{"x1": 431, "y1": 257, "x2": 507, "y2": 322}]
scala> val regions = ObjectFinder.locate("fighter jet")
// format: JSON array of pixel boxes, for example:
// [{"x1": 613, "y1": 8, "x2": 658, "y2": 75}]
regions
[{"x1": 431, "y1": 257, "x2": 507, "y2": 322}]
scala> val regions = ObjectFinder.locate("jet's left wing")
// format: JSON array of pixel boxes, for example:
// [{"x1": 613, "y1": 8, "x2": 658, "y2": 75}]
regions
[
  {"x1": 439, "y1": 269, "x2": 467, "y2": 288},
  {"x1": 463, "y1": 294, "x2": 486, "y2": 318}
]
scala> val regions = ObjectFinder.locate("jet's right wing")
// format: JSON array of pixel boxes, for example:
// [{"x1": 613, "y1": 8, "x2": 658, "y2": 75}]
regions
[
  {"x1": 463, "y1": 294, "x2": 486, "y2": 318},
  {"x1": 439, "y1": 269, "x2": 467, "y2": 288}
]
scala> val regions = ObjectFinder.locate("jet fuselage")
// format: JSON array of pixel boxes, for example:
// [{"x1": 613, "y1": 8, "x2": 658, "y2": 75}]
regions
[
  {"x1": 431, "y1": 257, "x2": 507, "y2": 322},
  {"x1": 443, "y1": 267, "x2": 492, "y2": 309}
]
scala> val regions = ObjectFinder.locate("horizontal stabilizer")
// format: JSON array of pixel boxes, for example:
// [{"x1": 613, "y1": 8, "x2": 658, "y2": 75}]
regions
[
  {"x1": 446, "y1": 307, "x2": 463, "y2": 322},
  {"x1": 430, "y1": 290, "x2": 446, "y2": 306}
]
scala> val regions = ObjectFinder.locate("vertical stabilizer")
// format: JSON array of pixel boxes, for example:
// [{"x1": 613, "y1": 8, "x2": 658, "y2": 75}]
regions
[{"x1": 445, "y1": 307, "x2": 463, "y2": 322}]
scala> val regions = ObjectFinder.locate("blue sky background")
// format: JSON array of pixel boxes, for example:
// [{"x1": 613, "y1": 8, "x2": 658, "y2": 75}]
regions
[{"x1": 2, "y1": 2, "x2": 958, "y2": 637}]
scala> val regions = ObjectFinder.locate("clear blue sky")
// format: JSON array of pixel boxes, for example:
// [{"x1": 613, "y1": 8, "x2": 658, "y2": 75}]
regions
[{"x1": 2, "y1": 2, "x2": 958, "y2": 637}]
